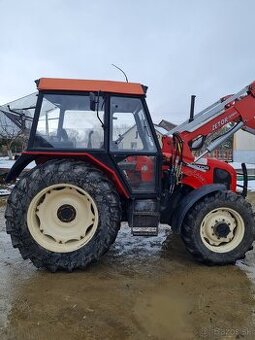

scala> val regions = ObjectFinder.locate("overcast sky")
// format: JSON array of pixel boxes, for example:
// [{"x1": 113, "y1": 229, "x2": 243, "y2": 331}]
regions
[{"x1": 0, "y1": 0, "x2": 255, "y2": 124}]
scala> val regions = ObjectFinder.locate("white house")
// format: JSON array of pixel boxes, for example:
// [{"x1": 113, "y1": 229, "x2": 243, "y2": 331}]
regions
[{"x1": 233, "y1": 130, "x2": 255, "y2": 164}]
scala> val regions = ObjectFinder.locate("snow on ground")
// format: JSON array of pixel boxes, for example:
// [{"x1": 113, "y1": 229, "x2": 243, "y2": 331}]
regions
[
  {"x1": 237, "y1": 180, "x2": 255, "y2": 192},
  {"x1": 0, "y1": 189, "x2": 11, "y2": 196},
  {"x1": 0, "y1": 157, "x2": 35, "y2": 169},
  {"x1": 0, "y1": 157, "x2": 15, "y2": 169},
  {"x1": 0, "y1": 157, "x2": 35, "y2": 196},
  {"x1": 229, "y1": 162, "x2": 255, "y2": 169}
]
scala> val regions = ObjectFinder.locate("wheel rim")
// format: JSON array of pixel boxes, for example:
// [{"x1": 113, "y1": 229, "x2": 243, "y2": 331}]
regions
[
  {"x1": 27, "y1": 184, "x2": 99, "y2": 253},
  {"x1": 200, "y1": 207, "x2": 245, "y2": 253}
]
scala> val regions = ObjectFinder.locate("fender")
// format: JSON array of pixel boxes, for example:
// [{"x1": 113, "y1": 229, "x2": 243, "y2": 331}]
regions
[
  {"x1": 5, "y1": 151, "x2": 130, "y2": 198},
  {"x1": 5, "y1": 153, "x2": 35, "y2": 182},
  {"x1": 170, "y1": 184, "x2": 226, "y2": 234}
]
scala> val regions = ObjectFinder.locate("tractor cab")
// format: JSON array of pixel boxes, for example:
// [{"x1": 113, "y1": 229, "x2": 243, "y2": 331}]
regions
[
  {"x1": 7, "y1": 78, "x2": 162, "y2": 235},
  {"x1": 27, "y1": 78, "x2": 162, "y2": 194},
  {"x1": 16, "y1": 78, "x2": 161, "y2": 198}
]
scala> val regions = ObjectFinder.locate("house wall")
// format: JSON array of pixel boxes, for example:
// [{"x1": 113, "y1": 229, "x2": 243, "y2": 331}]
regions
[
  {"x1": 233, "y1": 130, "x2": 255, "y2": 163},
  {"x1": 118, "y1": 127, "x2": 143, "y2": 150},
  {"x1": 234, "y1": 130, "x2": 255, "y2": 151}
]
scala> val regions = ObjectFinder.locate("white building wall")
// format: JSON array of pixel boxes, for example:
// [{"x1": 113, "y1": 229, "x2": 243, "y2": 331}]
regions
[
  {"x1": 233, "y1": 150, "x2": 255, "y2": 163},
  {"x1": 233, "y1": 130, "x2": 255, "y2": 163},
  {"x1": 234, "y1": 130, "x2": 255, "y2": 151},
  {"x1": 118, "y1": 127, "x2": 143, "y2": 150}
]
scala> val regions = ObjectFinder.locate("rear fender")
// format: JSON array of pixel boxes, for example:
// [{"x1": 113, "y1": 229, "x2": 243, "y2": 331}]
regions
[
  {"x1": 5, "y1": 153, "x2": 35, "y2": 182},
  {"x1": 170, "y1": 184, "x2": 226, "y2": 234},
  {"x1": 5, "y1": 152, "x2": 129, "y2": 198}
]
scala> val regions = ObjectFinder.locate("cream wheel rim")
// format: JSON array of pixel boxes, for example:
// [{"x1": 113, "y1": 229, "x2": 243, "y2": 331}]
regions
[
  {"x1": 27, "y1": 184, "x2": 99, "y2": 253},
  {"x1": 200, "y1": 207, "x2": 245, "y2": 253}
]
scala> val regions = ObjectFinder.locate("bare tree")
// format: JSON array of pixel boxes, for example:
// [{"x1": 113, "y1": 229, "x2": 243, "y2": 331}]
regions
[{"x1": 0, "y1": 114, "x2": 26, "y2": 159}]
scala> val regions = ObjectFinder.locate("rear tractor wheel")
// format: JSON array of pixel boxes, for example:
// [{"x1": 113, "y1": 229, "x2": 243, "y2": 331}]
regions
[
  {"x1": 5, "y1": 159, "x2": 121, "y2": 272},
  {"x1": 181, "y1": 191, "x2": 255, "y2": 265}
]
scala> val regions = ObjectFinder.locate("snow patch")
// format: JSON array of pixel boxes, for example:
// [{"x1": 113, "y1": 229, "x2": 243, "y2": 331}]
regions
[
  {"x1": 0, "y1": 157, "x2": 35, "y2": 169},
  {"x1": 0, "y1": 189, "x2": 11, "y2": 196},
  {"x1": 228, "y1": 162, "x2": 255, "y2": 170}
]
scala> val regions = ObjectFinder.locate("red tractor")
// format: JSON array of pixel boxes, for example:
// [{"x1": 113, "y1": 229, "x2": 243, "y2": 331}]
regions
[{"x1": 5, "y1": 78, "x2": 255, "y2": 271}]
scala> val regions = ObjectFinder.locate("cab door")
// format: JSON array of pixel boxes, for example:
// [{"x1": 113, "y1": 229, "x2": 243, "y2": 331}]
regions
[{"x1": 109, "y1": 96, "x2": 161, "y2": 197}]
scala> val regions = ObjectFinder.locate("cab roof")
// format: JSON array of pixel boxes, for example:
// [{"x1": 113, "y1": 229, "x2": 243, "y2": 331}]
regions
[{"x1": 37, "y1": 78, "x2": 146, "y2": 96}]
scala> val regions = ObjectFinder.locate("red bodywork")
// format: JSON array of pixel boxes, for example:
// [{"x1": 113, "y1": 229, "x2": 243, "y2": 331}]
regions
[
  {"x1": 161, "y1": 135, "x2": 237, "y2": 191},
  {"x1": 181, "y1": 158, "x2": 237, "y2": 191}
]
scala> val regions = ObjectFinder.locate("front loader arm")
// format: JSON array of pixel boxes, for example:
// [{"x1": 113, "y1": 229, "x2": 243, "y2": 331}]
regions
[{"x1": 169, "y1": 81, "x2": 255, "y2": 163}]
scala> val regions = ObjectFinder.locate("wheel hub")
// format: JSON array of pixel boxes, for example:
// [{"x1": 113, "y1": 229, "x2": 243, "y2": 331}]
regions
[
  {"x1": 214, "y1": 222, "x2": 231, "y2": 238},
  {"x1": 200, "y1": 207, "x2": 245, "y2": 253},
  {"x1": 57, "y1": 204, "x2": 76, "y2": 223}
]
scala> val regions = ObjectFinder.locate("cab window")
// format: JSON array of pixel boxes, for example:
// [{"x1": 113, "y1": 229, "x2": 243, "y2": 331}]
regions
[
  {"x1": 110, "y1": 97, "x2": 156, "y2": 152},
  {"x1": 33, "y1": 93, "x2": 104, "y2": 149}
]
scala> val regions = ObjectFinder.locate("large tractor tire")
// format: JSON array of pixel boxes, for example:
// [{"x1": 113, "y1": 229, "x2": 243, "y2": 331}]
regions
[
  {"x1": 5, "y1": 159, "x2": 121, "y2": 272},
  {"x1": 181, "y1": 191, "x2": 255, "y2": 265}
]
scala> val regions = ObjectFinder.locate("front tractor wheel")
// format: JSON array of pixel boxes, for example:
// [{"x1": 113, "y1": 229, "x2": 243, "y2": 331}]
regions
[
  {"x1": 181, "y1": 191, "x2": 255, "y2": 265},
  {"x1": 5, "y1": 160, "x2": 121, "y2": 272}
]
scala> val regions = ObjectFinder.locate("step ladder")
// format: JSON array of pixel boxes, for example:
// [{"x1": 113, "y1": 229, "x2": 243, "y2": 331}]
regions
[{"x1": 128, "y1": 199, "x2": 160, "y2": 236}]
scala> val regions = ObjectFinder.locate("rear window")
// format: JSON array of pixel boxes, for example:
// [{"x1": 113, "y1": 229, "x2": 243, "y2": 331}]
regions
[{"x1": 33, "y1": 93, "x2": 104, "y2": 150}]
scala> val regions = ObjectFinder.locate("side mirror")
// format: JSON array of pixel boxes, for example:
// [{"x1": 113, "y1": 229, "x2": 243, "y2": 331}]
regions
[
  {"x1": 89, "y1": 92, "x2": 96, "y2": 111},
  {"x1": 191, "y1": 135, "x2": 205, "y2": 150}
]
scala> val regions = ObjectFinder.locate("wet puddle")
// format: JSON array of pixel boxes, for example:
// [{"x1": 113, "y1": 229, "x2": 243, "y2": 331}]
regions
[{"x1": 1, "y1": 204, "x2": 255, "y2": 339}]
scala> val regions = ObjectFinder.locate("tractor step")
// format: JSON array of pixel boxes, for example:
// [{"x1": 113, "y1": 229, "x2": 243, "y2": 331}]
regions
[
  {"x1": 128, "y1": 199, "x2": 160, "y2": 236},
  {"x1": 131, "y1": 226, "x2": 158, "y2": 236}
]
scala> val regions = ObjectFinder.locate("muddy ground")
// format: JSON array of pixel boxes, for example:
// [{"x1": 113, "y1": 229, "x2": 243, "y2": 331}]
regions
[{"x1": 1, "y1": 195, "x2": 255, "y2": 339}]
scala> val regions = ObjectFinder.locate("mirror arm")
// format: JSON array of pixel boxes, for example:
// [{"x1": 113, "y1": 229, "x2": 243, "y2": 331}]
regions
[{"x1": 96, "y1": 91, "x2": 104, "y2": 128}]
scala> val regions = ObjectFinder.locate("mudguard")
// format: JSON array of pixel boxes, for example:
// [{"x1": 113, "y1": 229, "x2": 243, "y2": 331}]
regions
[
  {"x1": 5, "y1": 153, "x2": 35, "y2": 182},
  {"x1": 171, "y1": 184, "x2": 226, "y2": 233}
]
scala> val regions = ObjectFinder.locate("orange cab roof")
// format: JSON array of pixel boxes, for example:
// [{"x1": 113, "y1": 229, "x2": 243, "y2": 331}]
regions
[{"x1": 37, "y1": 78, "x2": 146, "y2": 95}]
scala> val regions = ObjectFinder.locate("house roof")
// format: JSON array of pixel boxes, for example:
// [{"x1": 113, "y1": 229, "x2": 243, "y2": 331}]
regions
[
  {"x1": 37, "y1": 78, "x2": 146, "y2": 96},
  {"x1": 154, "y1": 125, "x2": 169, "y2": 135},
  {"x1": 158, "y1": 119, "x2": 176, "y2": 131}
]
